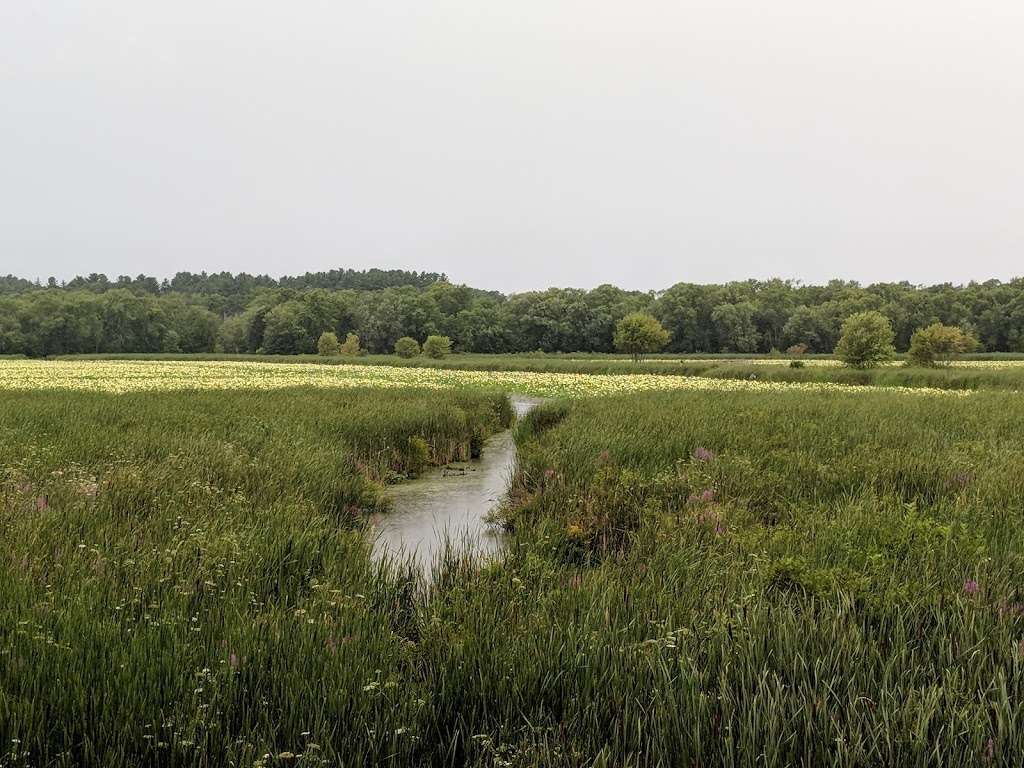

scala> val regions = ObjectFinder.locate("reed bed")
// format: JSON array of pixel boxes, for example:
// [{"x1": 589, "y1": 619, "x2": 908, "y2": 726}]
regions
[{"x1": 2, "y1": 374, "x2": 1023, "y2": 766}]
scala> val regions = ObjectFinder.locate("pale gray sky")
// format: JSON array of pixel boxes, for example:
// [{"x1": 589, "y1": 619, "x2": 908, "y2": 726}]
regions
[{"x1": 2, "y1": 1, "x2": 1022, "y2": 291}]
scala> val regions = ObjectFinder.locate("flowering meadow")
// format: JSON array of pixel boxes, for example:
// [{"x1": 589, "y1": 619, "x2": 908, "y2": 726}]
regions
[
  {"x1": 0, "y1": 359, "x2": 969, "y2": 398},
  {"x1": 2, "y1": 360, "x2": 1023, "y2": 766}
]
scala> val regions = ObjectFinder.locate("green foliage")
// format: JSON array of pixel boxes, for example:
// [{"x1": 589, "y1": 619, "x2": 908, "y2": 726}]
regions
[
  {"x1": 612, "y1": 312, "x2": 670, "y2": 361},
  {"x1": 0, "y1": 386, "x2": 510, "y2": 766},
  {"x1": 339, "y1": 332, "x2": 361, "y2": 356},
  {"x1": 6, "y1": 271, "x2": 1024, "y2": 356},
  {"x1": 422, "y1": 334, "x2": 452, "y2": 359},
  {"x1": 5, "y1": 378, "x2": 1024, "y2": 763},
  {"x1": 835, "y1": 310, "x2": 896, "y2": 368},
  {"x1": 215, "y1": 314, "x2": 248, "y2": 353},
  {"x1": 316, "y1": 330, "x2": 341, "y2": 356},
  {"x1": 394, "y1": 336, "x2": 421, "y2": 358},
  {"x1": 907, "y1": 323, "x2": 978, "y2": 367},
  {"x1": 262, "y1": 300, "x2": 314, "y2": 355},
  {"x1": 405, "y1": 435, "x2": 431, "y2": 476},
  {"x1": 711, "y1": 301, "x2": 760, "y2": 352}
]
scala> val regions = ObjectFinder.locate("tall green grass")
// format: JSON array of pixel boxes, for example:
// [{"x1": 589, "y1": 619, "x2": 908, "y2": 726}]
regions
[
  {"x1": 0, "y1": 388, "x2": 509, "y2": 767},
  {"x1": 3, "y1": 384, "x2": 1024, "y2": 765},
  {"x1": 489, "y1": 389, "x2": 1024, "y2": 765}
]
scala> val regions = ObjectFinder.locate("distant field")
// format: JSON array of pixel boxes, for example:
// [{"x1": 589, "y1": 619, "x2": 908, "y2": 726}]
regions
[
  {"x1": 1, "y1": 358, "x2": 974, "y2": 398},
  {"x1": 49, "y1": 352, "x2": 1024, "y2": 391}
]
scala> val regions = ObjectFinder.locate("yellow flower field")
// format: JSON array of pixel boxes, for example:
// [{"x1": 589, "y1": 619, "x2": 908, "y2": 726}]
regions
[{"x1": 0, "y1": 359, "x2": 969, "y2": 398}]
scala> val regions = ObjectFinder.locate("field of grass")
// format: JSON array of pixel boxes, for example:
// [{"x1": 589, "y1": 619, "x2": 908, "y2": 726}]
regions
[
  {"x1": 0, "y1": 386, "x2": 511, "y2": 767},
  {"x1": 55, "y1": 352, "x2": 1024, "y2": 392},
  {"x1": 489, "y1": 388, "x2": 1024, "y2": 765},
  {"x1": 2, "y1": 359, "x2": 1023, "y2": 766}
]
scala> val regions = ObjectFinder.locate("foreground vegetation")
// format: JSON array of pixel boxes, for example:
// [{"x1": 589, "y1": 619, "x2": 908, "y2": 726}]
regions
[
  {"x1": 3, "y1": 361, "x2": 1023, "y2": 766},
  {"x1": 0, "y1": 387, "x2": 510, "y2": 767},
  {"x1": 489, "y1": 388, "x2": 1024, "y2": 765}
]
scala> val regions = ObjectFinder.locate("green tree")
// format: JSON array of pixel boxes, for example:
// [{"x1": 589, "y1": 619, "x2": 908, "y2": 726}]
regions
[
  {"x1": 262, "y1": 301, "x2": 313, "y2": 354},
  {"x1": 422, "y1": 335, "x2": 452, "y2": 359},
  {"x1": 782, "y1": 305, "x2": 832, "y2": 352},
  {"x1": 907, "y1": 323, "x2": 977, "y2": 367},
  {"x1": 317, "y1": 331, "x2": 341, "y2": 356},
  {"x1": 216, "y1": 315, "x2": 249, "y2": 353},
  {"x1": 339, "y1": 332, "x2": 361, "y2": 356},
  {"x1": 394, "y1": 337, "x2": 420, "y2": 358},
  {"x1": 834, "y1": 311, "x2": 895, "y2": 368},
  {"x1": 613, "y1": 312, "x2": 670, "y2": 362},
  {"x1": 711, "y1": 302, "x2": 759, "y2": 352}
]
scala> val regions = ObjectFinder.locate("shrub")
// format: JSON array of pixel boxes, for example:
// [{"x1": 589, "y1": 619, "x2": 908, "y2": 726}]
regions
[
  {"x1": 394, "y1": 337, "x2": 421, "y2": 358},
  {"x1": 339, "y1": 333, "x2": 361, "y2": 356},
  {"x1": 834, "y1": 311, "x2": 895, "y2": 368},
  {"x1": 317, "y1": 331, "x2": 341, "y2": 356},
  {"x1": 406, "y1": 435, "x2": 431, "y2": 476},
  {"x1": 786, "y1": 343, "x2": 808, "y2": 356},
  {"x1": 789, "y1": 360, "x2": 805, "y2": 369},
  {"x1": 907, "y1": 323, "x2": 978, "y2": 367},
  {"x1": 613, "y1": 313, "x2": 671, "y2": 362},
  {"x1": 423, "y1": 335, "x2": 452, "y2": 359}
]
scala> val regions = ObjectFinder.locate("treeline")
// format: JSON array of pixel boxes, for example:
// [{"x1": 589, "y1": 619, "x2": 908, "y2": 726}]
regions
[
  {"x1": 1, "y1": 268, "x2": 447, "y2": 313},
  {"x1": 2, "y1": 271, "x2": 1024, "y2": 356}
]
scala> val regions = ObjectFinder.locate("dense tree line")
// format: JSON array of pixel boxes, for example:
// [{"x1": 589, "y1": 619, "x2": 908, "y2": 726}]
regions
[{"x1": 1, "y1": 271, "x2": 1024, "y2": 356}]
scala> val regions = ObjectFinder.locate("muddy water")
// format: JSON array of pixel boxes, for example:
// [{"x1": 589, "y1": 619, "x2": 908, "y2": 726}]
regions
[{"x1": 370, "y1": 395, "x2": 541, "y2": 570}]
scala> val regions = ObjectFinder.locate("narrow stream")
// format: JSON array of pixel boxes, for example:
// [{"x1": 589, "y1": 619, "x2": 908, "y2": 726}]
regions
[{"x1": 370, "y1": 395, "x2": 541, "y2": 570}]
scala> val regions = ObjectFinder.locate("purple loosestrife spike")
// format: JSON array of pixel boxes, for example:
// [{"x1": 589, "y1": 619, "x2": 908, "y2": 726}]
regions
[{"x1": 693, "y1": 446, "x2": 715, "y2": 462}]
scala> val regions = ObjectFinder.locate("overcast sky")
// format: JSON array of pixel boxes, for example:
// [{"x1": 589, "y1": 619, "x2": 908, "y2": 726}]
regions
[{"x1": 2, "y1": 1, "x2": 1022, "y2": 292}]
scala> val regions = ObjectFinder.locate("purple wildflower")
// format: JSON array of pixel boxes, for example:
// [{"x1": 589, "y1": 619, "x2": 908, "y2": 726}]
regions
[
  {"x1": 692, "y1": 446, "x2": 715, "y2": 462},
  {"x1": 964, "y1": 579, "x2": 980, "y2": 596},
  {"x1": 35, "y1": 496, "x2": 48, "y2": 511},
  {"x1": 229, "y1": 653, "x2": 239, "y2": 669},
  {"x1": 700, "y1": 488, "x2": 716, "y2": 503}
]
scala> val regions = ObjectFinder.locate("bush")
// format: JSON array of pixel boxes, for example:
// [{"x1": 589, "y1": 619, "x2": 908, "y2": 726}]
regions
[
  {"x1": 834, "y1": 311, "x2": 895, "y2": 368},
  {"x1": 406, "y1": 435, "x2": 431, "y2": 476},
  {"x1": 339, "y1": 333, "x2": 361, "y2": 356},
  {"x1": 613, "y1": 313, "x2": 671, "y2": 362},
  {"x1": 317, "y1": 331, "x2": 341, "y2": 356},
  {"x1": 394, "y1": 337, "x2": 421, "y2": 358},
  {"x1": 423, "y1": 335, "x2": 452, "y2": 359},
  {"x1": 789, "y1": 360, "x2": 805, "y2": 369},
  {"x1": 907, "y1": 323, "x2": 978, "y2": 367},
  {"x1": 786, "y1": 344, "x2": 808, "y2": 356}
]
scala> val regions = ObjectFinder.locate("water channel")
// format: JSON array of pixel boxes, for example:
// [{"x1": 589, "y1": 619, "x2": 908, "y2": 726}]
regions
[{"x1": 369, "y1": 395, "x2": 542, "y2": 570}]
